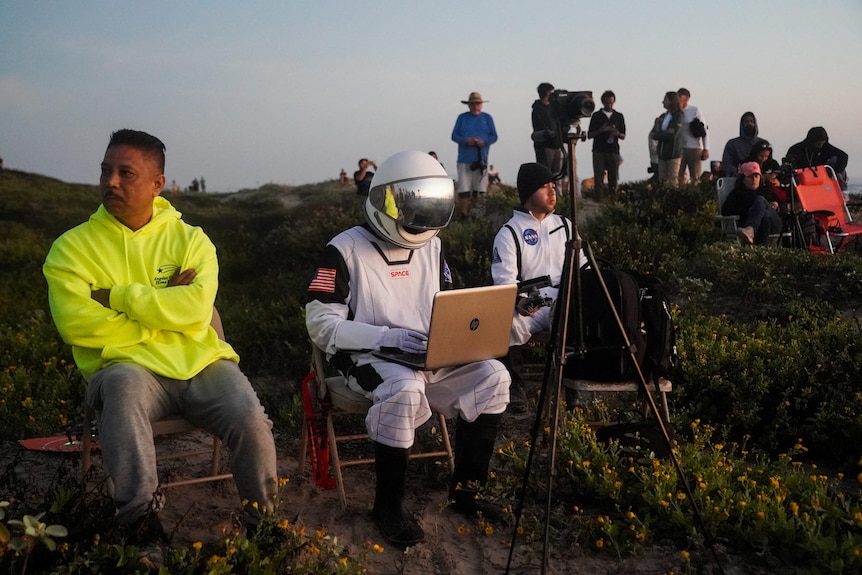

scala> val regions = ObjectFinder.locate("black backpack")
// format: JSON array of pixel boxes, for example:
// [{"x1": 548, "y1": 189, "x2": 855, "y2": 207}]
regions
[
  {"x1": 634, "y1": 274, "x2": 678, "y2": 382},
  {"x1": 564, "y1": 261, "x2": 678, "y2": 383},
  {"x1": 689, "y1": 117, "x2": 707, "y2": 138},
  {"x1": 564, "y1": 259, "x2": 646, "y2": 382}
]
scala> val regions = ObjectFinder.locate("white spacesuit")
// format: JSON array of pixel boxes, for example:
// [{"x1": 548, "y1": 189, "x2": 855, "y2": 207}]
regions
[{"x1": 305, "y1": 151, "x2": 510, "y2": 547}]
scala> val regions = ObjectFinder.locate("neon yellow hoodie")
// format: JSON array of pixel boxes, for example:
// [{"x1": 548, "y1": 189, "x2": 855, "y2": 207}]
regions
[{"x1": 43, "y1": 196, "x2": 238, "y2": 380}]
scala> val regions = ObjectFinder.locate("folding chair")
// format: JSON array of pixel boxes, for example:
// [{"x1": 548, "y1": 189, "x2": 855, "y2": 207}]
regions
[
  {"x1": 717, "y1": 176, "x2": 792, "y2": 247},
  {"x1": 80, "y1": 308, "x2": 233, "y2": 488},
  {"x1": 793, "y1": 164, "x2": 862, "y2": 253},
  {"x1": 562, "y1": 377, "x2": 673, "y2": 423},
  {"x1": 715, "y1": 177, "x2": 739, "y2": 242},
  {"x1": 298, "y1": 343, "x2": 455, "y2": 509}
]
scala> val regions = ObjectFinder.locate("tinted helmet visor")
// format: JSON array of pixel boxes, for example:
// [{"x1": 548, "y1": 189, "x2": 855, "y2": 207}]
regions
[{"x1": 369, "y1": 175, "x2": 454, "y2": 230}]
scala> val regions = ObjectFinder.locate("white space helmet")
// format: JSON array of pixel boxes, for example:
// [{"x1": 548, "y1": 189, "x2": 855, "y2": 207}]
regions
[{"x1": 364, "y1": 150, "x2": 455, "y2": 249}]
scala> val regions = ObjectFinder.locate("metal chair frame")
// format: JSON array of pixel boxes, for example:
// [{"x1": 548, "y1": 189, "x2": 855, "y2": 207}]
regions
[
  {"x1": 298, "y1": 343, "x2": 454, "y2": 509},
  {"x1": 80, "y1": 308, "x2": 233, "y2": 488}
]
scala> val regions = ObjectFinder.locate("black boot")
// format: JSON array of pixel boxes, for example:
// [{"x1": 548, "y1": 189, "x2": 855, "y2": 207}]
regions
[
  {"x1": 372, "y1": 442, "x2": 425, "y2": 547},
  {"x1": 501, "y1": 346, "x2": 527, "y2": 413},
  {"x1": 449, "y1": 414, "x2": 505, "y2": 522}
]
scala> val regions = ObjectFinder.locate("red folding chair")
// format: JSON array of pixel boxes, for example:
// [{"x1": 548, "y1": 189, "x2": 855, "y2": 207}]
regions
[{"x1": 793, "y1": 165, "x2": 862, "y2": 253}]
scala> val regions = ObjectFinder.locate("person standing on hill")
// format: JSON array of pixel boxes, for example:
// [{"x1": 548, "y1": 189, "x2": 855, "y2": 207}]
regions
[
  {"x1": 531, "y1": 82, "x2": 563, "y2": 180},
  {"x1": 354, "y1": 158, "x2": 377, "y2": 196},
  {"x1": 451, "y1": 91, "x2": 498, "y2": 217},
  {"x1": 676, "y1": 88, "x2": 709, "y2": 186},
  {"x1": 587, "y1": 90, "x2": 626, "y2": 199},
  {"x1": 649, "y1": 91, "x2": 685, "y2": 188},
  {"x1": 42, "y1": 129, "x2": 278, "y2": 571},
  {"x1": 721, "y1": 112, "x2": 766, "y2": 177}
]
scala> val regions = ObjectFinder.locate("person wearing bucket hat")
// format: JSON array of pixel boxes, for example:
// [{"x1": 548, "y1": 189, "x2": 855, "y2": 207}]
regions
[
  {"x1": 721, "y1": 161, "x2": 783, "y2": 244},
  {"x1": 491, "y1": 163, "x2": 587, "y2": 412},
  {"x1": 451, "y1": 91, "x2": 498, "y2": 217}
]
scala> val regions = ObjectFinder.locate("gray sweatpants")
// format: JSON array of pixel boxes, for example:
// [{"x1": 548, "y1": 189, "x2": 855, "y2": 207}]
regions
[{"x1": 86, "y1": 360, "x2": 278, "y2": 525}]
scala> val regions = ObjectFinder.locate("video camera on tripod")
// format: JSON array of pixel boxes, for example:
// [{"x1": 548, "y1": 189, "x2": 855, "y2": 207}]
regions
[
  {"x1": 770, "y1": 155, "x2": 797, "y2": 191},
  {"x1": 517, "y1": 275, "x2": 554, "y2": 311},
  {"x1": 549, "y1": 89, "x2": 595, "y2": 141}
]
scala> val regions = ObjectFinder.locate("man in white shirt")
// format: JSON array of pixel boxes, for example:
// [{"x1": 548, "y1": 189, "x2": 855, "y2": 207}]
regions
[{"x1": 676, "y1": 88, "x2": 709, "y2": 186}]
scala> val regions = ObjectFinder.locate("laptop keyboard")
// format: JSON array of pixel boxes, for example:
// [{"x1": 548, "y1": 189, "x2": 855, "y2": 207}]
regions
[{"x1": 379, "y1": 350, "x2": 427, "y2": 365}]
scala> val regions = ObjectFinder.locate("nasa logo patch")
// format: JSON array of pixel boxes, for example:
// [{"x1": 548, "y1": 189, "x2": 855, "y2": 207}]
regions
[{"x1": 523, "y1": 228, "x2": 539, "y2": 246}]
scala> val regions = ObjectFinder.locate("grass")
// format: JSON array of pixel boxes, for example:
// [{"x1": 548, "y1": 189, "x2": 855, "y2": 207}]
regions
[{"x1": 3, "y1": 167, "x2": 862, "y2": 573}]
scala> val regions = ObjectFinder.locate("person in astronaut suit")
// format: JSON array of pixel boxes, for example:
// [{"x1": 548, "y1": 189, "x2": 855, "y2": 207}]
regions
[{"x1": 305, "y1": 150, "x2": 511, "y2": 547}]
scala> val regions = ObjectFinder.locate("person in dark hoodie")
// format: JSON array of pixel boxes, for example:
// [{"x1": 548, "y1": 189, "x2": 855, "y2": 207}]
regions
[
  {"x1": 721, "y1": 112, "x2": 767, "y2": 177},
  {"x1": 786, "y1": 126, "x2": 849, "y2": 190},
  {"x1": 531, "y1": 82, "x2": 563, "y2": 180}
]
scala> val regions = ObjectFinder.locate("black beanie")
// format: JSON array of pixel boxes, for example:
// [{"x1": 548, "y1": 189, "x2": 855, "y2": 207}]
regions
[{"x1": 517, "y1": 163, "x2": 554, "y2": 205}]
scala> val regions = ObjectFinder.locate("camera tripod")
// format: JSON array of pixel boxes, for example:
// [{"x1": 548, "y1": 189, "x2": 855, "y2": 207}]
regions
[{"x1": 504, "y1": 135, "x2": 723, "y2": 575}]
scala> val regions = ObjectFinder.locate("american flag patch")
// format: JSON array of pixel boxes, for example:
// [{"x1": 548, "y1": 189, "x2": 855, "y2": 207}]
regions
[{"x1": 309, "y1": 268, "x2": 336, "y2": 293}]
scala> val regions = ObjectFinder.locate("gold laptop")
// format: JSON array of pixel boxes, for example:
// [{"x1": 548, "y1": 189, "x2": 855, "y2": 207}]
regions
[{"x1": 373, "y1": 284, "x2": 517, "y2": 370}]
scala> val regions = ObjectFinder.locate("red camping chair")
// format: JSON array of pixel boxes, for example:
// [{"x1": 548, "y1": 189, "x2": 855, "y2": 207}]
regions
[{"x1": 793, "y1": 165, "x2": 862, "y2": 253}]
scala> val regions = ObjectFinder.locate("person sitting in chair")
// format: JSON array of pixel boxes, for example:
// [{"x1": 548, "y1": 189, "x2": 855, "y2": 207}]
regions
[
  {"x1": 785, "y1": 126, "x2": 850, "y2": 190},
  {"x1": 305, "y1": 151, "x2": 510, "y2": 548},
  {"x1": 491, "y1": 163, "x2": 586, "y2": 412},
  {"x1": 43, "y1": 129, "x2": 278, "y2": 571},
  {"x1": 721, "y1": 161, "x2": 783, "y2": 244},
  {"x1": 747, "y1": 140, "x2": 787, "y2": 209}
]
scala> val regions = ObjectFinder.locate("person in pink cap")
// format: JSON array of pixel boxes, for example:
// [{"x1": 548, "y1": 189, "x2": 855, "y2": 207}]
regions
[{"x1": 721, "y1": 161, "x2": 783, "y2": 244}]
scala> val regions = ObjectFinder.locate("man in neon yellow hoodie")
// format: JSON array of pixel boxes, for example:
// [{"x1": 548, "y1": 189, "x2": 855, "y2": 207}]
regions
[{"x1": 43, "y1": 129, "x2": 278, "y2": 569}]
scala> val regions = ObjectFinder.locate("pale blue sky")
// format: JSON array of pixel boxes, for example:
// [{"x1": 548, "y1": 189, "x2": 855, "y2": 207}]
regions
[{"x1": 2, "y1": 1, "x2": 861, "y2": 192}]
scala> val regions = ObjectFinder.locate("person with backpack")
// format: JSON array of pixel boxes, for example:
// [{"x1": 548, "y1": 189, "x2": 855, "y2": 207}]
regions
[
  {"x1": 491, "y1": 163, "x2": 586, "y2": 412},
  {"x1": 676, "y1": 88, "x2": 709, "y2": 187}
]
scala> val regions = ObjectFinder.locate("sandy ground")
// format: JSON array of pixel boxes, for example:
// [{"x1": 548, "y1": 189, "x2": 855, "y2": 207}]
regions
[{"x1": 4, "y1": 407, "x2": 737, "y2": 575}]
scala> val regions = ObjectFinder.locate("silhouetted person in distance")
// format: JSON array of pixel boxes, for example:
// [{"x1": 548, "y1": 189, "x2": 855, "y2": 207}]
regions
[
  {"x1": 354, "y1": 158, "x2": 376, "y2": 197},
  {"x1": 587, "y1": 90, "x2": 626, "y2": 198},
  {"x1": 428, "y1": 150, "x2": 445, "y2": 169},
  {"x1": 531, "y1": 83, "x2": 563, "y2": 179}
]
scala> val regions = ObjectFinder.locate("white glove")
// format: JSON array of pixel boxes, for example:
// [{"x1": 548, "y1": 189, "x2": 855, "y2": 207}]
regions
[{"x1": 377, "y1": 328, "x2": 428, "y2": 353}]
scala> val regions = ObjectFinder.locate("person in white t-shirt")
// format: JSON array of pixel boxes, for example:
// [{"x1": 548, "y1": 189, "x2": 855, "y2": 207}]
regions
[{"x1": 676, "y1": 88, "x2": 709, "y2": 187}]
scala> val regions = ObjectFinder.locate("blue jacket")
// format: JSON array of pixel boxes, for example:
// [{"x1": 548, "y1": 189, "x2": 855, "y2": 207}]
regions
[{"x1": 451, "y1": 111, "x2": 498, "y2": 163}]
